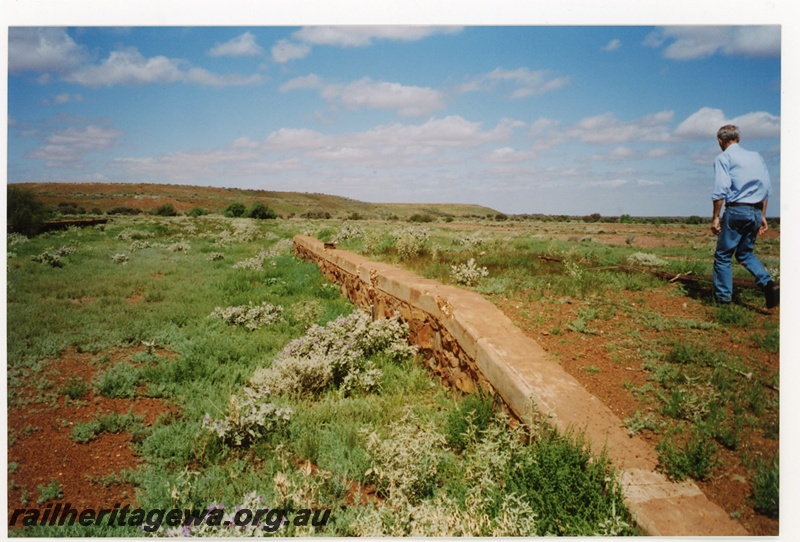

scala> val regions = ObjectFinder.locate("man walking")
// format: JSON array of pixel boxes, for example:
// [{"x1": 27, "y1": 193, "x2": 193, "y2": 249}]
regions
[{"x1": 711, "y1": 124, "x2": 778, "y2": 308}]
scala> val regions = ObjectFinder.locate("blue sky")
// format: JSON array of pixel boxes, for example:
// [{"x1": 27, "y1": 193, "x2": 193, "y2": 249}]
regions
[{"x1": 4, "y1": 7, "x2": 785, "y2": 216}]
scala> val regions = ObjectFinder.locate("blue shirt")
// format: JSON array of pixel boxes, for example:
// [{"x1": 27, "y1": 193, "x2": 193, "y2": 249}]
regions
[{"x1": 712, "y1": 143, "x2": 772, "y2": 204}]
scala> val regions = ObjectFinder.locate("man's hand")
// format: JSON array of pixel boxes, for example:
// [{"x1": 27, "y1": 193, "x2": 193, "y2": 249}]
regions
[
  {"x1": 759, "y1": 216, "x2": 769, "y2": 235},
  {"x1": 711, "y1": 216, "x2": 721, "y2": 235}
]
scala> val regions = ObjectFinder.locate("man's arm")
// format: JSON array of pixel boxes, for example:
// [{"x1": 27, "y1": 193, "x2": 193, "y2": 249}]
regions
[
  {"x1": 711, "y1": 199, "x2": 724, "y2": 235},
  {"x1": 759, "y1": 200, "x2": 769, "y2": 235}
]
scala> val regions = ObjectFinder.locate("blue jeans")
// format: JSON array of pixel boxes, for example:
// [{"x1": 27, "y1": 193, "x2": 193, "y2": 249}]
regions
[{"x1": 713, "y1": 205, "x2": 772, "y2": 302}]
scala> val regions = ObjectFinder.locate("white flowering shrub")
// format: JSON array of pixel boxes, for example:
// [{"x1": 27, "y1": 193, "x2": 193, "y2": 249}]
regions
[
  {"x1": 213, "y1": 231, "x2": 238, "y2": 248},
  {"x1": 209, "y1": 302, "x2": 284, "y2": 331},
  {"x1": 454, "y1": 231, "x2": 489, "y2": 248},
  {"x1": 167, "y1": 241, "x2": 191, "y2": 253},
  {"x1": 202, "y1": 387, "x2": 292, "y2": 447},
  {"x1": 212, "y1": 221, "x2": 263, "y2": 247},
  {"x1": 31, "y1": 245, "x2": 77, "y2": 267},
  {"x1": 111, "y1": 253, "x2": 129, "y2": 265},
  {"x1": 352, "y1": 412, "x2": 539, "y2": 537},
  {"x1": 231, "y1": 221, "x2": 261, "y2": 242},
  {"x1": 626, "y1": 252, "x2": 667, "y2": 267},
  {"x1": 290, "y1": 299, "x2": 322, "y2": 330},
  {"x1": 272, "y1": 238, "x2": 294, "y2": 254},
  {"x1": 232, "y1": 249, "x2": 279, "y2": 270},
  {"x1": 250, "y1": 309, "x2": 416, "y2": 398},
  {"x1": 7, "y1": 233, "x2": 29, "y2": 246},
  {"x1": 281, "y1": 309, "x2": 417, "y2": 364},
  {"x1": 451, "y1": 258, "x2": 489, "y2": 286},
  {"x1": 129, "y1": 240, "x2": 151, "y2": 251},
  {"x1": 362, "y1": 414, "x2": 447, "y2": 505},
  {"x1": 251, "y1": 355, "x2": 337, "y2": 397},
  {"x1": 394, "y1": 226, "x2": 430, "y2": 259},
  {"x1": 206, "y1": 252, "x2": 224, "y2": 261},
  {"x1": 116, "y1": 229, "x2": 153, "y2": 241},
  {"x1": 332, "y1": 223, "x2": 365, "y2": 243}
]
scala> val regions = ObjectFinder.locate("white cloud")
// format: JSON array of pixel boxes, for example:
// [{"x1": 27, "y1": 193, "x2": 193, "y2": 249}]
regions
[
  {"x1": 602, "y1": 39, "x2": 621, "y2": 52},
  {"x1": 256, "y1": 116, "x2": 522, "y2": 170},
  {"x1": 729, "y1": 111, "x2": 782, "y2": 139},
  {"x1": 27, "y1": 125, "x2": 121, "y2": 167},
  {"x1": 280, "y1": 74, "x2": 322, "y2": 92},
  {"x1": 264, "y1": 128, "x2": 330, "y2": 151},
  {"x1": 113, "y1": 148, "x2": 263, "y2": 179},
  {"x1": 487, "y1": 147, "x2": 535, "y2": 163},
  {"x1": 571, "y1": 111, "x2": 674, "y2": 145},
  {"x1": 460, "y1": 67, "x2": 570, "y2": 99},
  {"x1": 320, "y1": 78, "x2": 445, "y2": 117},
  {"x1": 607, "y1": 146, "x2": 635, "y2": 160},
  {"x1": 359, "y1": 116, "x2": 522, "y2": 148},
  {"x1": 271, "y1": 39, "x2": 312, "y2": 63},
  {"x1": 272, "y1": 26, "x2": 462, "y2": 64},
  {"x1": 208, "y1": 32, "x2": 263, "y2": 57},
  {"x1": 8, "y1": 27, "x2": 87, "y2": 73},
  {"x1": 65, "y1": 48, "x2": 262, "y2": 87},
  {"x1": 113, "y1": 114, "x2": 515, "y2": 182},
  {"x1": 292, "y1": 26, "x2": 462, "y2": 48},
  {"x1": 674, "y1": 107, "x2": 780, "y2": 140},
  {"x1": 529, "y1": 111, "x2": 675, "y2": 153},
  {"x1": 636, "y1": 179, "x2": 664, "y2": 187},
  {"x1": 645, "y1": 26, "x2": 780, "y2": 60},
  {"x1": 586, "y1": 179, "x2": 629, "y2": 188}
]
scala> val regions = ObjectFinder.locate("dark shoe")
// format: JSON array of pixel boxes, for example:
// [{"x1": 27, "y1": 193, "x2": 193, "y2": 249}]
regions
[{"x1": 763, "y1": 281, "x2": 779, "y2": 309}]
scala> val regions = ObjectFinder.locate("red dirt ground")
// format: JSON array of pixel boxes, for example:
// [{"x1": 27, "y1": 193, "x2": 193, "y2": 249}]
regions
[
  {"x1": 494, "y1": 281, "x2": 779, "y2": 535},
  {"x1": 7, "y1": 347, "x2": 176, "y2": 531}
]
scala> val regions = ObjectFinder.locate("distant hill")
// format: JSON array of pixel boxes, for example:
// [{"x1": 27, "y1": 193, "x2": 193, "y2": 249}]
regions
[{"x1": 13, "y1": 182, "x2": 500, "y2": 219}]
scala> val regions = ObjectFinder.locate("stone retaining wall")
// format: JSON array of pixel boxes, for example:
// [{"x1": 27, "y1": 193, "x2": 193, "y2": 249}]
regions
[{"x1": 293, "y1": 235, "x2": 748, "y2": 536}]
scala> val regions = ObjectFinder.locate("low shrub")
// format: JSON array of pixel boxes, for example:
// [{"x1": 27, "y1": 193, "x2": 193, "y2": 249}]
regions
[
  {"x1": 656, "y1": 432, "x2": 718, "y2": 481},
  {"x1": 154, "y1": 203, "x2": 177, "y2": 217},
  {"x1": 202, "y1": 387, "x2": 292, "y2": 447},
  {"x1": 61, "y1": 377, "x2": 89, "y2": 400},
  {"x1": 250, "y1": 309, "x2": 414, "y2": 397},
  {"x1": 186, "y1": 207, "x2": 208, "y2": 217},
  {"x1": 626, "y1": 252, "x2": 667, "y2": 267},
  {"x1": 451, "y1": 258, "x2": 489, "y2": 286},
  {"x1": 167, "y1": 241, "x2": 191, "y2": 253},
  {"x1": 224, "y1": 202, "x2": 247, "y2": 218},
  {"x1": 753, "y1": 456, "x2": 779, "y2": 519},
  {"x1": 394, "y1": 226, "x2": 430, "y2": 259},
  {"x1": 444, "y1": 393, "x2": 495, "y2": 452},
  {"x1": 71, "y1": 411, "x2": 146, "y2": 443},
  {"x1": 93, "y1": 362, "x2": 141, "y2": 399},
  {"x1": 31, "y1": 245, "x2": 77, "y2": 267},
  {"x1": 107, "y1": 206, "x2": 142, "y2": 216},
  {"x1": 247, "y1": 202, "x2": 277, "y2": 220},
  {"x1": 209, "y1": 302, "x2": 284, "y2": 331}
]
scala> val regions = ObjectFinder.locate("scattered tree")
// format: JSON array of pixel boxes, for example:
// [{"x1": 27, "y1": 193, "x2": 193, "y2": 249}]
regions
[
  {"x1": 224, "y1": 202, "x2": 247, "y2": 218},
  {"x1": 247, "y1": 202, "x2": 277, "y2": 219},
  {"x1": 154, "y1": 203, "x2": 177, "y2": 216},
  {"x1": 7, "y1": 186, "x2": 51, "y2": 236}
]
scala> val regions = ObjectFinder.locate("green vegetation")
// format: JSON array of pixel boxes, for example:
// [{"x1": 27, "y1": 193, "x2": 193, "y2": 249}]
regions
[
  {"x1": 71, "y1": 411, "x2": 147, "y2": 444},
  {"x1": 7, "y1": 214, "x2": 638, "y2": 536},
  {"x1": 7, "y1": 186, "x2": 52, "y2": 236},
  {"x1": 36, "y1": 479, "x2": 64, "y2": 505},
  {"x1": 327, "y1": 217, "x2": 778, "y2": 525},
  {"x1": 753, "y1": 456, "x2": 779, "y2": 519},
  {"x1": 154, "y1": 203, "x2": 177, "y2": 216}
]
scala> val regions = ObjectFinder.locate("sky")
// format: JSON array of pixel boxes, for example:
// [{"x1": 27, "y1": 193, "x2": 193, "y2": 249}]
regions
[{"x1": 3, "y1": 3, "x2": 789, "y2": 217}]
